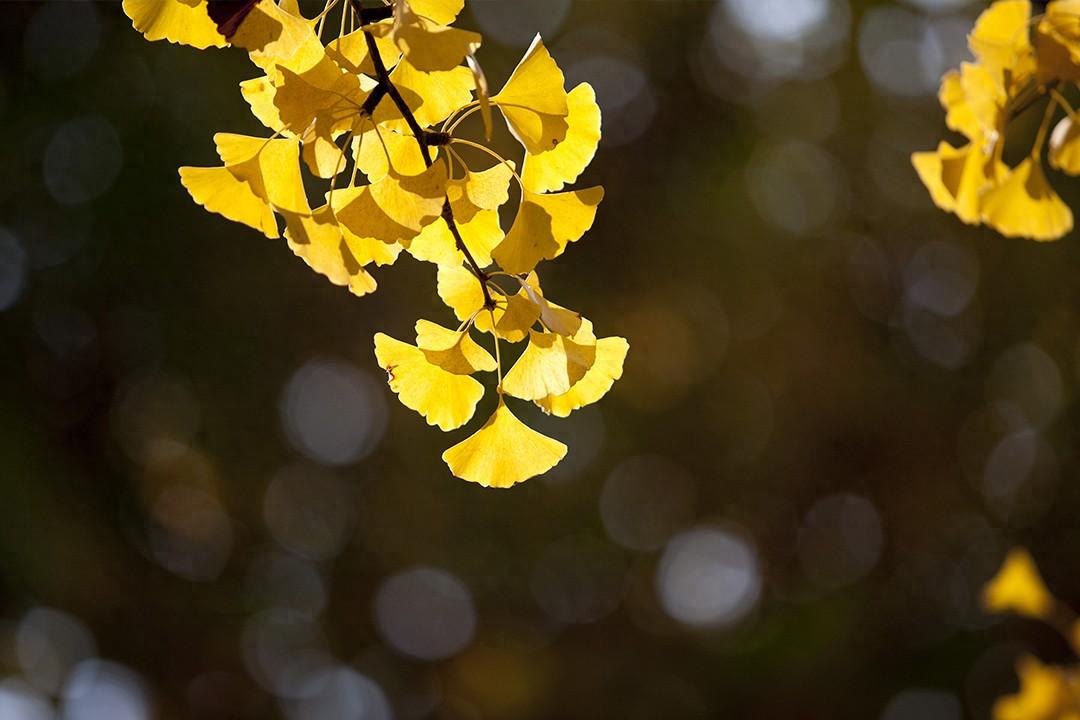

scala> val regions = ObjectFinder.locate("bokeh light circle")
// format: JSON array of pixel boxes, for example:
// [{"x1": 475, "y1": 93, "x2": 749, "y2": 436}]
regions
[
  {"x1": 657, "y1": 527, "x2": 761, "y2": 628},
  {"x1": 374, "y1": 567, "x2": 476, "y2": 661},
  {"x1": 280, "y1": 359, "x2": 387, "y2": 466}
]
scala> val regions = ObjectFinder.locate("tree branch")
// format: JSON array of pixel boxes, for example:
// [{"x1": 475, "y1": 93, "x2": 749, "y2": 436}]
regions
[{"x1": 354, "y1": 0, "x2": 494, "y2": 309}]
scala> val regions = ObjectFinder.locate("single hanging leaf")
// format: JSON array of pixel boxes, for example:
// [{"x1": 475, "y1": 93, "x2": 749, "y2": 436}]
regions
[
  {"x1": 491, "y1": 187, "x2": 604, "y2": 274},
  {"x1": 374, "y1": 333, "x2": 485, "y2": 431},
  {"x1": 981, "y1": 156, "x2": 1073, "y2": 241},
  {"x1": 179, "y1": 134, "x2": 307, "y2": 238},
  {"x1": 522, "y1": 83, "x2": 602, "y2": 193},
  {"x1": 123, "y1": 0, "x2": 227, "y2": 49},
  {"x1": 492, "y1": 35, "x2": 570, "y2": 154},
  {"x1": 442, "y1": 400, "x2": 567, "y2": 487}
]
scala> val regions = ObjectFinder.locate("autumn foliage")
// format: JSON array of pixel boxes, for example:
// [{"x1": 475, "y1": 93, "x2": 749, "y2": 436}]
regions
[{"x1": 121, "y1": 0, "x2": 628, "y2": 487}]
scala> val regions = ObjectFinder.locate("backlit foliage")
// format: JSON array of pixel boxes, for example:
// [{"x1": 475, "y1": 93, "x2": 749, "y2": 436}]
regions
[
  {"x1": 913, "y1": 0, "x2": 1080, "y2": 241},
  {"x1": 983, "y1": 548, "x2": 1080, "y2": 719},
  {"x1": 122, "y1": 0, "x2": 628, "y2": 487}
]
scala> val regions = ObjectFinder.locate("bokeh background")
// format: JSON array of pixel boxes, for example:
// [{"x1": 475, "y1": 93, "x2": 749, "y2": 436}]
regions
[{"x1": 2, "y1": 0, "x2": 1079, "y2": 717}]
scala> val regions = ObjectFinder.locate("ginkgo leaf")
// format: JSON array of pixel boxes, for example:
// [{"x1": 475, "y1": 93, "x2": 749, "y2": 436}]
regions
[
  {"x1": 1050, "y1": 115, "x2": 1080, "y2": 174},
  {"x1": 446, "y1": 162, "x2": 515, "y2": 222},
  {"x1": 1035, "y1": 3, "x2": 1080, "y2": 84},
  {"x1": 375, "y1": 59, "x2": 475, "y2": 129},
  {"x1": 981, "y1": 156, "x2": 1073, "y2": 241},
  {"x1": 370, "y1": 0, "x2": 481, "y2": 73},
  {"x1": 123, "y1": 0, "x2": 226, "y2": 49},
  {"x1": 437, "y1": 265, "x2": 540, "y2": 342},
  {"x1": 408, "y1": 208, "x2": 502, "y2": 267},
  {"x1": 354, "y1": 130, "x2": 433, "y2": 183},
  {"x1": 374, "y1": 333, "x2": 484, "y2": 431},
  {"x1": 282, "y1": 206, "x2": 377, "y2": 297},
  {"x1": 409, "y1": 0, "x2": 464, "y2": 25},
  {"x1": 522, "y1": 83, "x2": 601, "y2": 193},
  {"x1": 225, "y1": 0, "x2": 326, "y2": 75},
  {"x1": 491, "y1": 187, "x2": 604, "y2": 274},
  {"x1": 938, "y1": 63, "x2": 1004, "y2": 144},
  {"x1": 992, "y1": 655, "x2": 1073, "y2": 720},
  {"x1": 442, "y1": 400, "x2": 566, "y2": 487},
  {"x1": 968, "y1": 0, "x2": 1035, "y2": 86},
  {"x1": 332, "y1": 162, "x2": 447, "y2": 244},
  {"x1": 911, "y1": 141, "x2": 995, "y2": 225},
  {"x1": 466, "y1": 52, "x2": 494, "y2": 141},
  {"x1": 537, "y1": 329, "x2": 628, "y2": 417},
  {"x1": 326, "y1": 29, "x2": 400, "y2": 75},
  {"x1": 338, "y1": 225, "x2": 405, "y2": 267},
  {"x1": 302, "y1": 133, "x2": 350, "y2": 180},
  {"x1": 272, "y1": 63, "x2": 371, "y2": 138},
  {"x1": 240, "y1": 75, "x2": 288, "y2": 134},
  {"x1": 415, "y1": 320, "x2": 496, "y2": 374},
  {"x1": 518, "y1": 281, "x2": 581, "y2": 337},
  {"x1": 492, "y1": 35, "x2": 570, "y2": 154},
  {"x1": 982, "y1": 548, "x2": 1054, "y2": 619},
  {"x1": 179, "y1": 134, "x2": 307, "y2": 238},
  {"x1": 502, "y1": 329, "x2": 596, "y2": 401},
  {"x1": 436, "y1": 263, "x2": 487, "y2": 322}
]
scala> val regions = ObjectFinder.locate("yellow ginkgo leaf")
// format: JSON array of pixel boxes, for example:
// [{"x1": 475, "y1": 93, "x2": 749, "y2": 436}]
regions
[
  {"x1": 354, "y1": 130, "x2": 433, "y2": 183},
  {"x1": 446, "y1": 162, "x2": 515, "y2": 222},
  {"x1": 442, "y1": 400, "x2": 566, "y2": 487},
  {"x1": 408, "y1": 208, "x2": 502, "y2": 267},
  {"x1": 332, "y1": 162, "x2": 448, "y2": 245},
  {"x1": 466, "y1": 52, "x2": 494, "y2": 141},
  {"x1": 475, "y1": 285, "x2": 541, "y2": 343},
  {"x1": 415, "y1": 320, "x2": 496, "y2": 375},
  {"x1": 272, "y1": 63, "x2": 370, "y2": 139},
  {"x1": 437, "y1": 263, "x2": 487, "y2": 321},
  {"x1": 338, "y1": 225, "x2": 405, "y2": 267},
  {"x1": 409, "y1": 0, "x2": 464, "y2": 25},
  {"x1": 911, "y1": 141, "x2": 996, "y2": 225},
  {"x1": 491, "y1": 187, "x2": 604, "y2": 274},
  {"x1": 370, "y1": 1, "x2": 481, "y2": 73},
  {"x1": 537, "y1": 328, "x2": 628, "y2": 417},
  {"x1": 326, "y1": 29, "x2": 400, "y2": 76},
  {"x1": 939, "y1": 63, "x2": 1004, "y2": 144},
  {"x1": 492, "y1": 35, "x2": 570, "y2": 154},
  {"x1": 437, "y1": 265, "x2": 540, "y2": 343},
  {"x1": 993, "y1": 655, "x2": 1074, "y2": 720},
  {"x1": 374, "y1": 333, "x2": 484, "y2": 431},
  {"x1": 225, "y1": 0, "x2": 325, "y2": 75},
  {"x1": 981, "y1": 156, "x2": 1073, "y2": 241},
  {"x1": 302, "y1": 133, "x2": 350, "y2": 180},
  {"x1": 1050, "y1": 115, "x2": 1080, "y2": 174},
  {"x1": 179, "y1": 134, "x2": 307, "y2": 238},
  {"x1": 376, "y1": 59, "x2": 475, "y2": 129},
  {"x1": 123, "y1": 0, "x2": 226, "y2": 49},
  {"x1": 982, "y1": 547, "x2": 1055, "y2": 619},
  {"x1": 240, "y1": 75, "x2": 288, "y2": 134},
  {"x1": 519, "y1": 279, "x2": 581, "y2": 337},
  {"x1": 968, "y1": 0, "x2": 1035, "y2": 87},
  {"x1": 283, "y1": 206, "x2": 377, "y2": 297},
  {"x1": 1035, "y1": 0, "x2": 1080, "y2": 83},
  {"x1": 503, "y1": 330, "x2": 596, "y2": 401},
  {"x1": 522, "y1": 83, "x2": 602, "y2": 193}
]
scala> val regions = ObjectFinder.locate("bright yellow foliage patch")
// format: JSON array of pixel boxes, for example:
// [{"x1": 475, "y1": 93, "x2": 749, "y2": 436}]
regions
[
  {"x1": 124, "y1": 0, "x2": 623, "y2": 486},
  {"x1": 914, "y1": 0, "x2": 1080, "y2": 241}
]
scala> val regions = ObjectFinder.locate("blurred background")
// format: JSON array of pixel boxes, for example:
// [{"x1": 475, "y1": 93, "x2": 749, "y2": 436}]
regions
[{"x1": 1, "y1": 0, "x2": 1079, "y2": 717}]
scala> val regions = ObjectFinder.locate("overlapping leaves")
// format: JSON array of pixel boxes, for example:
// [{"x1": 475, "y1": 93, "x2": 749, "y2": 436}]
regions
[
  {"x1": 124, "y1": 0, "x2": 627, "y2": 486},
  {"x1": 913, "y1": 0, "x2": 1080, "y2": 241}
]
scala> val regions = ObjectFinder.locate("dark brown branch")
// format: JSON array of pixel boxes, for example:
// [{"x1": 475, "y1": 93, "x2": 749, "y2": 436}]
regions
[{"x1": 355, "y1": 0, "x2": 494, "y2": 309}]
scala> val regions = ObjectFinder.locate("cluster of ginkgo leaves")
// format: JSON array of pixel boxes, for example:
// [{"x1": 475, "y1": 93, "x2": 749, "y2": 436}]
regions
[
  {"x1": 982, "y1": 548, "x2": 1080, "y2": 719},
  {"x1": 914, "y1": 0, "x2": 1080, "y2": 241},
  {"x1": 121, "y1": 0, "x2": 628, "y2": 487}
]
